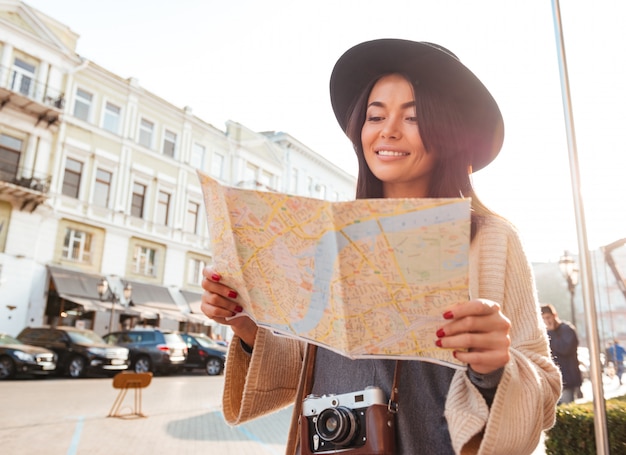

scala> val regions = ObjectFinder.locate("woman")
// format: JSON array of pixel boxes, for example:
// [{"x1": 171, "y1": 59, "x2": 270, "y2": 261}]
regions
[{"x1": 201, "y1": 39, "x2": 561, "y2": 454}]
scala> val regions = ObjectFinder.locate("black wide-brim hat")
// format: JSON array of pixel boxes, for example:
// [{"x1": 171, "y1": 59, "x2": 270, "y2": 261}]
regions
[{"x1": 330, "y1": 39, "x2": 504, "y2": 172}]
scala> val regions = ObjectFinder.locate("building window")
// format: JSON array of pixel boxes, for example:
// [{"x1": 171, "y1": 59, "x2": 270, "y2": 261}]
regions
[
  {"x1": 133, "y1": 245, "x2": 156, "y2": 276},
  {"x1": 10, "y1": 58, "x2": 35, "y2": 97},
  {"x1": 187, "y1": 257, "x2": 208, "y2": 285},
  {"x1": 62, "y1": 158, "x2": 83, "y2": 198},
  {"x1": 62, "y1": 228, "x2": 92, "y2": 263},
  {"x1": 191, "y1": 143, "x2": 205, "y2": 169},
  {"x1": 131, "y1": 182, "x2": 146, "y2": 218},
  {"x1": 156, "y1": 190, "x2": 170, "y2": 226},
  {"x1": 102, "y1": 102, "x2": 121, "y2": 134},
  {"x1": 185, "y1": 201, "x2": 199, "y2": 234},
  {"x1": 0, "y1": 134, "x2": 23, "y2": 182},
  {"x1": 93, "y1": 168, "x2": 112, "y2": 208},
  {"x1": 139, "y1": 118, "x2": 154, "y2": 148},
  {"x1": 163, "y1": 130, "x2": 177, "y2": 158},
  {"x1": 73, "y1": 88, "x2": 93, "y2": 122},
  {"x1": 210, "y1": 152, "x2": 224, "y2": 178}
]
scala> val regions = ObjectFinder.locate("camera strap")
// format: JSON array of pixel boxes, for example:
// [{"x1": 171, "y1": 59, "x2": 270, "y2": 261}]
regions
[
  {"x1": 290, "y1": 345, "x2": 402, "y2": 455},
  {"x1": 388, "y1": 360, "x2": 401, "y2": 413}
]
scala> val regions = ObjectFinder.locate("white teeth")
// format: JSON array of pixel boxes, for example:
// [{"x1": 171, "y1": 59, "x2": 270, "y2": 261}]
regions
[{"x1": 377, "y1": 150, "x2": 408, "y2": 156}]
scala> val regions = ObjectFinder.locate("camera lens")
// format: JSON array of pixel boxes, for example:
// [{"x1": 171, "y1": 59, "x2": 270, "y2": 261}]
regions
[{"x1": 315, "y1": 406, "x2": 358, "y2": 445}]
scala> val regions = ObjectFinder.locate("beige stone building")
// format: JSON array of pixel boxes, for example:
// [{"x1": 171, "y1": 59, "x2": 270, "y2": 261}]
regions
[{"x1": 0, "y1": 1, "x2": 355, "y2": 337}]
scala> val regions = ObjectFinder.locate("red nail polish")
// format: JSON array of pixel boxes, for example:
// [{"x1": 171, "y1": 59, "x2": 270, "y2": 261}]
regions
[
  {"x1": 452, "y1": 351, "x2": 458, "y2": 358},
  {"x1": 443, "y1": 311, "x2": 454, "y2": 320},
  {"x1": 234, "y1": 305, "x2": 243, "y2": 313},
  {"x1": 436, "y1": 328, "x2": 445, "y2": 338},
  {"x1": 228, "y1": 290, "x2": 238, "y2": 299},
  {"x1": 435, "y1": 339, "x2": 443, "y2": 347},
  {"x1": 211, "y1": 273, "x2": 221, "y2": 282}
]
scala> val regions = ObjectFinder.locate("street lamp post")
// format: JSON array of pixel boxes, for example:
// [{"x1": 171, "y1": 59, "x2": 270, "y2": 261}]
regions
[
  {"x1": 97, "y1": 278, "x2": 132, "y2": 332},
  {"x1": 558, "y1": 250, "x2": 580, "y2": 328}
]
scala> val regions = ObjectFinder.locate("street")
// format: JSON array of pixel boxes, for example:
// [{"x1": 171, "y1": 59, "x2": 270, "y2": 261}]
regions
[
  {"x1": 0, "y1": 372, "x2": 291, "y2": 455},
  {"x1": 2, "y1": 371, "x2": 624, "y2": 454}
]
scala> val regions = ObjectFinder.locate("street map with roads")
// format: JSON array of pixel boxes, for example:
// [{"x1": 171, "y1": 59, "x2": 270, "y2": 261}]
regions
[{"x1": 198, "y1": 171, "x2": 470, "y2": 369}]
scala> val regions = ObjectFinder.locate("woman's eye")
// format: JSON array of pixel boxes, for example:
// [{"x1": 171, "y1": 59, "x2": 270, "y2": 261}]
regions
[{"x1": 367, "y1": 115, "x2": 383, "y2": 122}]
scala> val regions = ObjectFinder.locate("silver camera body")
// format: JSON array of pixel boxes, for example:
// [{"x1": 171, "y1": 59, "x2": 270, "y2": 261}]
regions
[{"x1": 301, "y1": 386, "x2": 393, "y2": 454}]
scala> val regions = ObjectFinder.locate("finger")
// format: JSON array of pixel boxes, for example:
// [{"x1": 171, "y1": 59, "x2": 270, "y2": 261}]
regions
[
  {"x1": 453, "y1": 348, "x2": 510, "y2": 374},
  {"x1": 201, "y1": 287, "x2": 242, "y2": 316},
  {"x1": 438, "y1": 330, "x2": 510, "y2": 352},
  {"x1": 443, "y1": 299, "x2": 500, "y2": 320}
]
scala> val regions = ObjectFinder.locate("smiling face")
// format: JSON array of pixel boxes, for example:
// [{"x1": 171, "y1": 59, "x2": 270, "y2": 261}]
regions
[{"x1": 360, "y1": 73, "x2": 436, "y2": 198}]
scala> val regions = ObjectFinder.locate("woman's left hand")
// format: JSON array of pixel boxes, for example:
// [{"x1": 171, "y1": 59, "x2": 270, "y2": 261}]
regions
[{"x1": 436, "y1": 299, "x2": 511, "y2": 374}]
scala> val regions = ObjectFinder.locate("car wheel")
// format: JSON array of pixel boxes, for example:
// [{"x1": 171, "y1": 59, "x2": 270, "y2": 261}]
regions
[
  {"x1": 205, "y1": 358, "x2": 223, "y2": 376},
  {"x1": 134, "y1": 356, "x2": 152, "y2": 373},
  {"x1": 0, "y1": 356, "x2": 16, "y2": 379},
  {"x1": 67, "y1": 356, "x2": 86, "y2": 378}
]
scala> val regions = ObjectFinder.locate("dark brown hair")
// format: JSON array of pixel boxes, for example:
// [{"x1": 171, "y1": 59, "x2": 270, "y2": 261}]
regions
[{"x1": 345, "y1": 73, "x2": 497, "y2": 238}]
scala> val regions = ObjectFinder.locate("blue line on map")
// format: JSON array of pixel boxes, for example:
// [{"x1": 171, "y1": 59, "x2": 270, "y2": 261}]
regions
[{"x1": 270, "y1": 201, "x2": 468, "y2": 334}]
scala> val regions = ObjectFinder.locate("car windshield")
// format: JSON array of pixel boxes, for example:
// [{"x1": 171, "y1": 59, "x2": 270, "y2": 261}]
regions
[
  {"x1": 194, "y1": 335, "x2": 219, "y2": 348},
  {"x1": 0, "y1": 333, "x2": 22, "y2": 345},
  {"x1": 163, "y1": 333, "x2": 184, "y2": 344},
  {"x1": 67, "y1": 330, "x2": 105, "y2": 345}
]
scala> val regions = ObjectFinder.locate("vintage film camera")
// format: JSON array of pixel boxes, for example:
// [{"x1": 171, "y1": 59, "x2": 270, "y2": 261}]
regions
[{"x1": 300, "y1": 386, "x2": 396, "y2": 454}]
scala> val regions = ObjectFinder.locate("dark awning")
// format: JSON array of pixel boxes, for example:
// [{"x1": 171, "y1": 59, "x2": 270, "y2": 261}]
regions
[
  {"x1": 180, "y1": 290, "x2": 202, "y2": 313},
  {"x1": 126, "y1": 281, "x2": 187, "y2": 321},
  {"x1": 48, "y1": 266, "x2": 128, "y2": 312},
  {"x1": 48, "y1": 266, "x2": 102, "y2": 300}
]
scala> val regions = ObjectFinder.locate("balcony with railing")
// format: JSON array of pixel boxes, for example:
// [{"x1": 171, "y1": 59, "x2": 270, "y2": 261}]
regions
[
  {"x1": 0, "y1": 65, "x2": 65, "y2": 127},
  {"x1": 0, "y1": 163, "x2": 51, "y2": 212}
]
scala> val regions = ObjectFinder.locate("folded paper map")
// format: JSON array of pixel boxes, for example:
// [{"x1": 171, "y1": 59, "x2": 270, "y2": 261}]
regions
[{"x1": 198, "y1": 170, "x2": 470, "y2": 369}]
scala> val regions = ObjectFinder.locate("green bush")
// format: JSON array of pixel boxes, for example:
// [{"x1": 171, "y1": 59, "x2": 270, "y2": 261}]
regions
[{"x1": 545, "y1": 395, "x2": 626, "y2": 454}]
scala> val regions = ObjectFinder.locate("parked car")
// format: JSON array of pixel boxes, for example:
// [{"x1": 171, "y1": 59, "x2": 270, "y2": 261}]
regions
[
  {"x1": 0, "y1": 333, "x2": 57, "y2": 379},
  {"x1": 179, "y1": 332, "x2": 227, "y2": 376},
  {"x1": 16, "y1": 326, "x2": 129, "y2": 378},
  {"x1": 103, "y1": 328, "x2": 187, "y2": 375}
]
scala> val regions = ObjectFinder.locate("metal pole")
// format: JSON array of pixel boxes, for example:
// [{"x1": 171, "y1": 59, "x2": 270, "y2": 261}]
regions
[
  {"x1": 569, "y1": 281, "x2": 576, "y2": 330},
  {"x1": 109, "y1": 297, "x2": 116, "y2": 332},
  {"x1": 550, "y1": 1, "x2": 609, "y2": 453}
]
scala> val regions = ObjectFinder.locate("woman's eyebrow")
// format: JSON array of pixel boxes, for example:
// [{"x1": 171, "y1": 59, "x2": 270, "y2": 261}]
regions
[{"x1": 367, "y1": 100, "x2": 416, "y2": 109}]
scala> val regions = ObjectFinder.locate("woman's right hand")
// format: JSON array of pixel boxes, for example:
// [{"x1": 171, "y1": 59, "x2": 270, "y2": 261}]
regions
[{"x1": 201, "y1": 267, "x2": 258, "y2": 348}]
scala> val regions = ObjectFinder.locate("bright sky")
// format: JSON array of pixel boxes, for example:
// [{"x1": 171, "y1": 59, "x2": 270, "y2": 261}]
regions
[{"x1": 26, "y1": 0, "x2": 626, "y2": 263}]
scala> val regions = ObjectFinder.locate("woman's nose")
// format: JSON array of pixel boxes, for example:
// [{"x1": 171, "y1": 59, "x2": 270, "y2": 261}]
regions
[{"x1": 380, "y1": 117, "x2": 401, "y2": 139}]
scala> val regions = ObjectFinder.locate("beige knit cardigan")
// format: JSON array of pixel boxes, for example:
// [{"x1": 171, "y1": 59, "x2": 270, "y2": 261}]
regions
[{"x1": 221, "y1": 215, "x2": 562, "y2": 455}]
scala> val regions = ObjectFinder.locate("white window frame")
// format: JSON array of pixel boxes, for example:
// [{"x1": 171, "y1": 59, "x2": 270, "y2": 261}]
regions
[
  {"x1": 73, "y1": 88, "x2": 93, "y2": 122},
  {"x1": 185, "y1": 201, "x2": 200, "y2": 234},
  {"x1": 131, "y1": 181, "x2": 147, "y2": 218},
  {"x1": 156, "y1": 190, "x2": 171, "y2": 226},
  {"x1": 210, "y1": 152, "x2": 224, "y2": 178},
  {"x1": 11, "y1": 58, "x2": 36, "y2": 97},
  {"x1": 139, "y1": 118, "x2": 154, "y2": 149},
  {"x1": 191, "y1": 143, "x2": 206, "y2": 169},
  {"x1": 93, "y1": 168, "x2": 112, "y2": 208},
  {"x1": 62, "y1": 157, "x2": 83, "y2": 198},
  {"x1": 102, "y1": 101, "x2": 121, "y2": 134},
  {"x1": 163, "y1": 129, "x2": 177, "y2": 158},
  {"x1": 133, "y1": 245, "x2": 156, "y2": 276},
  {"x1": 62, "y1": 228, "x2": 92, "y2": 263},
  {"x1": 187, "y1": 257, "x2": 208, "y2": 285}
]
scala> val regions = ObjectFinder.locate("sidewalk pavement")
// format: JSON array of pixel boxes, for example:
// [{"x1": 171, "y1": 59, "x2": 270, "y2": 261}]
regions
[
  {"x1": 1, "y1": 373, "x2": 291, "y2": 455},
  {"x1": 4, "y1": 372, "x2": 623, "y2": 454}
]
